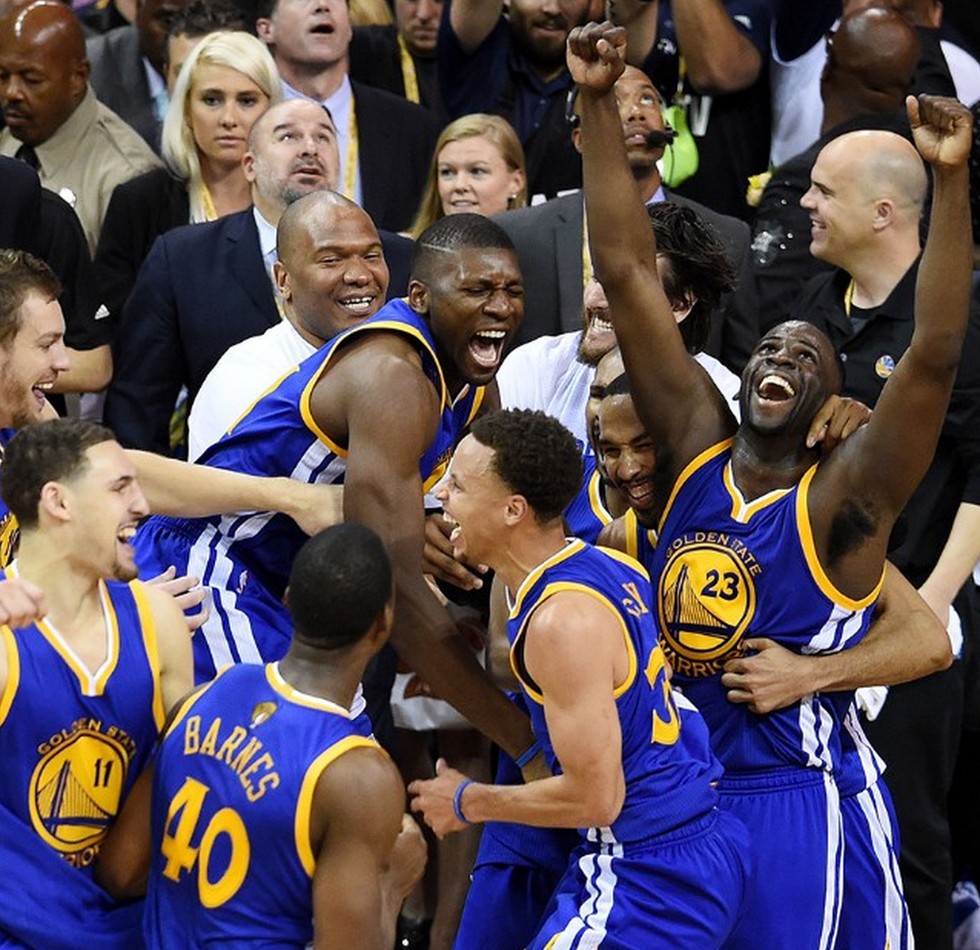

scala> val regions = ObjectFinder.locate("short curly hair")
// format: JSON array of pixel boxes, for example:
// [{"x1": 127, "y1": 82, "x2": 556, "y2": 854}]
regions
[{"x1": 470, "y1": 410, "x2": 582, "y2": 524}]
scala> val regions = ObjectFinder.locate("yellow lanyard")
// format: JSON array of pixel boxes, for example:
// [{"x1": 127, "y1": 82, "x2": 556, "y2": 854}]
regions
[
  {"x1": 343, "y1": 102, "x2": 359, "y2": 200},
  {"x1": 581, "y1": 202, "x2": 593, "y2": 286},
  {"x1": 844, "y1": 278, "x2": 855, "y2": 318},
  {"x1": 199, "y1": 182, "x2": 217, "y2": 221},
  {"x1": 397, "y1": 34, "x2": 420, "y2": 105}
]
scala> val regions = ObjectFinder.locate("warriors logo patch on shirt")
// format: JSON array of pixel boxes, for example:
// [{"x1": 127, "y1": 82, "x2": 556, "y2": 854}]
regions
[
  {"x1": 657, "y1": 533, "x2": 759, "y2": 677},
  {"x1": 875, "y1": 355, "x2": 895, "y2": 379}
]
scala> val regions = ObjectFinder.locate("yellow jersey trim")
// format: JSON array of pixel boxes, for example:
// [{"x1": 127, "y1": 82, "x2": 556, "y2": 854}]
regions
[
  {"x1": 294, "y1": 735, "x2": 381, "y2": 876},
  {"x1": 130, "y1": 580, "x2": 165, "y2": 732},
  {"x1": 19, "y1": 569, "x2": 121, "y2": 697},
  {"x1": 162, "y1": 666, "x2": 234, "y2": 741},
  {"x1": 266, "y1": 663, "x2": 352, "y2": 716},
  {"x1": 509, "y1": 581, "x2": 639, "y2": 705},
  {"x1": 456, "y1": 383, "x2": 486, "y2": 429},
  {"x1": 509, "y1": 540, "x2": 587, "y2": 619},
  {"x1": 298, "y1": 316, "x2": 449, "y2": 455},
  {"x1": 0, "y1": 626, "x2": 21, "y2": 728},
  {"x1": 795, "y1": 466, "x2": 884, "y2": 610},
  {"x1": 227, "y1": 365, "x2": 301, "y2": 439},
  {"x1": 588, "y1": 469, "x2": 614, "y2": 527},
  {"x1": 722, "y1": 460, "x2": 793, "y2": 523},
  {"x1": 658, "y1": 439, "x2": 733, "y2": 536}
]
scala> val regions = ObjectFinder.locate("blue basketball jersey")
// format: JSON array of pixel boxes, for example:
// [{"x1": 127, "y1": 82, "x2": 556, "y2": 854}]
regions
[
  {"x1": 0, "y1": 427, "x2": 19, "y2": 567},
  {"x1": 649, "y1": 440, "x2": 883, "y2": 775},
  {"x1": 134, "y1": 301, "x2": 484, "y2": 678},
  {"x1": 0, "y1": 566, "x2": 164, "y2": 874},
  {"x1": 563, "y1": 453, "x2": 613, "y2": 544},
  {"x1": 618, "y1": 507, "x2": 659, "y2": 565},
  {"x1": 144, "y1": 662, "x2": 382, "y2": 948},
  {"x1": 508, "y1": 540, "x2": 720, "y2": 844}
]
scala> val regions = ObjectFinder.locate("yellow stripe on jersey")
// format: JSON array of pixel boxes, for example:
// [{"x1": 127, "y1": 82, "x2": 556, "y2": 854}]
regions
[
  {"x1": 131, "y1": 580, "x2": 165, "y2": 732},
  {"x1": 0, "y1": 626, "x2": 21, "y2": 728},
  {"x1": 298, "y1": 315, "x2": 450, "y2": 453},
  {"x1": 294, "y1": 735, "x2": 384, "y2": 876},
  {"x1": 657, "y1": 439, "x2": 732, "y2": 536},
  {"x1": 509, "y1": 581, "x2": 639, "y2": 704},
  {"x1": 508, "y1": 540, "x2": 586, "y2": 619},
  {"x1": 722, "y1": 460, "x2": 792, "y2": 523},
  {"x1": 266, "y1": 662, "x2": 352, "y2": 716},
  {"x1": 795, "y1": 466, "x2": 884, "y2": 610}
]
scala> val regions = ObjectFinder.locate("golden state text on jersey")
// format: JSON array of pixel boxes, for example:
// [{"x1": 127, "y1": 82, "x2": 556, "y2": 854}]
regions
[
  {"x1": 648, "y1": 441, "x2": 883, "y2": 774},
  {"x1": 0, "y1": 569, "x2": 164, "y2": 871}
]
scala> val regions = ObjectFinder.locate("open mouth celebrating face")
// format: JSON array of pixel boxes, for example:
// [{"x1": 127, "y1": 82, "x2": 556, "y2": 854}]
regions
[
  {"x1": 755, "y1": 373, "x2": 796, "y2": 405},
  {"x1": 468, "y1": 328, "x2": 507, "y2": 370}
]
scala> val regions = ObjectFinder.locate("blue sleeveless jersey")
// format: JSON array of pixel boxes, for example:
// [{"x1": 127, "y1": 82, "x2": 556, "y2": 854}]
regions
[
  {"x1": 134, "y1": 301, "x2": 484, "y2": 677},
  {"x1": 0, "y1": 428, "x2": 19, "y2": 567},
  {"x1": 0, "y1": 567, "x2": 164, "y2": 875},
  {"x1": 144, "y1": 662, "x2": 382, "y2": 948},
  {"x1": 508, "y1": 540, "x2": 720, "y2": 844},
  {"x1": 649, "y1": 440, "x2": 883, "y2": 775},
  {"x1": 618, "y1": 507, "x2": 659, "y2": 565},
  {"x1": 563, "y1": 453, "x2": 613, "y2": 544},
  {"x1": 0, "y1": 567, "x2": 158, "y2": 947}
]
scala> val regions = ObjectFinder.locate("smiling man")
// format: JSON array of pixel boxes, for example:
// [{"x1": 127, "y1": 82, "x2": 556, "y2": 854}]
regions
[
  {"x1": 134, "y1": 214, "x2": 540, "y2": 766},
  {"x1": 187, "y1": 190, "x2": 391, "y2": 459},
  {"x1": 575, "y1": 21, "x2": 972, "y2": 950},
  {"x1": 0, "y1": 419, "x2": 191, "y2": 948},
  {"x1": 104, "y1": 98, "x2": 412, "y2": 455}
]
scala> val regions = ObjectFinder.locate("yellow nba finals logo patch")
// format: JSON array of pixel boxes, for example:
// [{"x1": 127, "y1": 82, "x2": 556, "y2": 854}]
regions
[
  {"x1": 657, "y1": 538, "x2": 757, "y2": 677},
  {"x1": 28, "y1": 729, "x2": 131, "y2": 867},
  {"x1": 250, "y1": 701, "x2": 277, "y2": 728},
  {"x1": 0, "y1": 511, "x2": 19, "y2": 568},
  {"x1": 875, "y1": 354, "x2": 895, "y2": 379}
]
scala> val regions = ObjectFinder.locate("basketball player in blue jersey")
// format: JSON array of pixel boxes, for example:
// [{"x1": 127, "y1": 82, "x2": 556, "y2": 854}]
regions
[
  {"x1": 0, "y1": 420, "x2": 193, "y2": 949},
  {"x1": 0, "y1": 250, "x2": 349, "y2": 632},
  {"x1": 136, "y1": 212, "x2": 542, "y2": 767},
  {"x1": 97, "y1": 524, "x2": 426, "y2": 949},
  {"x1": 573, "y1": 21, "x2": 972, "y2": 950},
  {"x1": 411, "y1": 409, "x2": 751, "y2": 949}
]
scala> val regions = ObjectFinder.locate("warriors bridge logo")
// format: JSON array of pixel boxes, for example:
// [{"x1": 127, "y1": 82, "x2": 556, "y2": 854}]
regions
[{"x1": 657, "y1": 534, "x2": 759, "y2": 677}]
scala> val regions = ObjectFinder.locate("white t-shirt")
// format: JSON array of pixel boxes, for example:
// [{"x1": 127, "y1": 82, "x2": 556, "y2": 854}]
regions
[
  {"x1": 497, "y1": 331, "x2": 741, "y2": 442},
  {"x1": 187, "y1": 321, "x2": 317, "y2": 461}
]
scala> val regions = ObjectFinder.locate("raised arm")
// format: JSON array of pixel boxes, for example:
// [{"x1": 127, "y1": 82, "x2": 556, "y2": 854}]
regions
[
  {"x1": 571, "y1": 23, "x2": 735, "y2": 475},
  {"x1": 670, "y1": 0, "x2": 764, "y2": 93},
  {"x1": 811, "y1": 96, "x2": 974, "y2": 585},
  {"x1": 721, "y1": 563, "x2": 953, "y2": 714},
  {"x1": 448, "y1": 0, "x2": 503, "y2": 53},
  {"x1": 313, "y1": 344, "x2": 536, "y2": 760},
  {"x1": 128, "y1": 451, "x2": 344, "y2": 535}
]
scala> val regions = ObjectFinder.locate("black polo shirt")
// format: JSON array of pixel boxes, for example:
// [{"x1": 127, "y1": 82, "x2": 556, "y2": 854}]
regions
[{"x1": 797, "y1": 259, "x2": 980, "y2": 586}]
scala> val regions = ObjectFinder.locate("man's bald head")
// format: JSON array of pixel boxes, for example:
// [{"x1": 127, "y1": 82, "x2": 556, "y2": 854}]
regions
[
  {"x1": 803, "y1": 128, "x2": 927, "y2": 267},
  {"x1": 277, "y1": 189, "x2": 369, "y2": 267},
  {"x1": 273, "y1": 190, "x2": 389, "y2": 345},
  {"x1": 0, "y1": 1, "x2": 88, "y2": 146},
  {"x1": 822, "y1": 5, "x2": 919, "y2": 123},
  {"x1": 823, "y1": 130, "x2": 927, "y2": 219}
]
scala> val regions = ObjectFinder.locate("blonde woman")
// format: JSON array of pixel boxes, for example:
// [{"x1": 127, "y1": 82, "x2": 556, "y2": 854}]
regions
[
  {"x1": 95, "y1": 31, "x2": 280, "y2": 317},
  {"x1": 408, "y1": 113, "x2": 527, "y2": 238}
]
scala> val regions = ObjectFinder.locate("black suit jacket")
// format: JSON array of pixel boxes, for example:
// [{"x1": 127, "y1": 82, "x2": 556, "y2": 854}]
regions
[
  {"x1": 86, "y1": 26, "x2": 160, "y2": 153},
  {"x1": 95, "y1": 167, "x2": 189, "y2": 321},
  {"x1": 0, "y1": 156, "x2": 109, "y2": 351},
  {"x1": 103, "y1": 208, "x2": 414, "y2": 453},
  {"x1": 496, "y1": 190, "x2": 759, "y2": 371},
  {"x1": 353, "y1": 80, "x2": 439, "y2": 233}
]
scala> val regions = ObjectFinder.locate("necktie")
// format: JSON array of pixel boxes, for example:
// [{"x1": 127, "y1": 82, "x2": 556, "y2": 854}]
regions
[{"x1": 14, "y1": 143, "x2": 39, "y2": 171}]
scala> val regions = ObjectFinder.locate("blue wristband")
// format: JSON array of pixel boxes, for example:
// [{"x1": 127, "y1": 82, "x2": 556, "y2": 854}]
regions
[
  {"x1": 453, "y1": 779, "x2": 474, "y2": 824},
  {"x1": 515, "y1": 740, "x2": 541, "y2": 768}
]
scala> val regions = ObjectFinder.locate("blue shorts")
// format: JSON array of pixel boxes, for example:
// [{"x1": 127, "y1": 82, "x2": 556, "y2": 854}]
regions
[
  {"x1": 837, "y1": 780, "x2": 912, "y2": 950},
  {"x1": 530, "y1": 809, "x2": 751, "y2": 950},
  {"x1": 136, "y1": 517, "x2": 291, "y2": 683},
  {"x1": 719, "y1": 768, "x2": 843, "y2": 950},
  {"x1": 454, "y1": 748, "x2": 577, "y2": 950}
]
